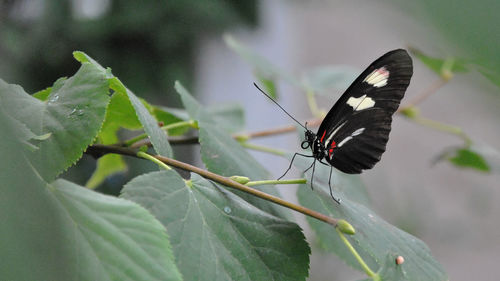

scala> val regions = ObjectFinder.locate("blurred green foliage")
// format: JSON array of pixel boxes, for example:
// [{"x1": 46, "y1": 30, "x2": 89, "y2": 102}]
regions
[
  {"x1": 0, "y1": 0, "x2": 257, "y2": 101},
  {"x1": 392, "y1": 0, "x2": 500, "y2": 88}
]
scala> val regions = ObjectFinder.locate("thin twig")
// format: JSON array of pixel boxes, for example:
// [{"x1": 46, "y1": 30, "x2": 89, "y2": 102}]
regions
[{"x1": 87, "y1": 144, "x2": 339, "y2": 226}]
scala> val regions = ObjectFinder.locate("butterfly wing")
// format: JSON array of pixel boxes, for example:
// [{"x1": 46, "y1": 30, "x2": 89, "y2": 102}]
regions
[{"x1": 316, "y1": 49, "x2": 413, "y2": 174}]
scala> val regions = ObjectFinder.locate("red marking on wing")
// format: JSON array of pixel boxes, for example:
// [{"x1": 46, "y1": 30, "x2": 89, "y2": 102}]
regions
[
  {"x1": 320, "y1": 131, "x2": 326, "y2": 143},
  {"x1": 328, "y1": 141, "x2": 336, "y2": 157}
]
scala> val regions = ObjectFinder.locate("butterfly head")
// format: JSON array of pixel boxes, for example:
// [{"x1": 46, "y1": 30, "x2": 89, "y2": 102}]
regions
[
  {"x1": 300, "y1": 129, "x2": 323, "y2": 160},
  {"x1": 301, "y1": 129, "x2": 315, "y2": 150}
]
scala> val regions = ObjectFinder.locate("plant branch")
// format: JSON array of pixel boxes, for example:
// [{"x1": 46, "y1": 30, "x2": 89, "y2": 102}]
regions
[{"x1": 87, "y1": 144, "x2": 339, "y2": 226}]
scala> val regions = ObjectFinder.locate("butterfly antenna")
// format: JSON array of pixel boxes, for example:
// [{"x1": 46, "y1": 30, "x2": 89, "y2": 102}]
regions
[{"x1": 253, "y1": 83, "x2": 307, "y2": 130}]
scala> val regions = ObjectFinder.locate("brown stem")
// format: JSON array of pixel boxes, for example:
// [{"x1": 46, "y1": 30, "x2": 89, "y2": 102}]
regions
[{"x1": 86, "y1": 144, "x2": 338, "y2": 226}]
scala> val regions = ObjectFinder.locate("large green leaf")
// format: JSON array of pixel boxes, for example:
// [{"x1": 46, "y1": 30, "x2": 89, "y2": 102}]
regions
[
  {"x1": 0, "y1": 105, "x2": 181, "y2": 281},
  {"x1": 74, "y1": 51, "x2": 173, "y2": 187},
  {"x1": 175, "y1": 81, "x2": 290, "y2": 219},
  {"x1": 0, "y1": 63, "x2": 109, "y2": 182},
  {"x1": 294, "y1": 157, "x2": 447, "y2": 280},
  {"x1": 121, "y1": 170, "x2": 310, "y2": 281},
  {"x1": 74, "y1": 51, "x2": 173, "y2": 158},
  {"x1": 51, "y1": 179, "x2": 182, "y2": 281}
]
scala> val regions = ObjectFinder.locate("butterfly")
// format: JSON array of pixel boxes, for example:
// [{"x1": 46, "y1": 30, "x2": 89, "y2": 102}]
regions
[{"x1": 255, "y1": 49, "x2": 413, "y2": 203}]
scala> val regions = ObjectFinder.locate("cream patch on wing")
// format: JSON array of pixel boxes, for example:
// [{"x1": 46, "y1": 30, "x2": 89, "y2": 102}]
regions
[
  {"x1": 346, "y1": 94, "x2": 375, "y2": 111},
  {"x1": 363, "y1": 67, "x2": 389, "y2": 88}
]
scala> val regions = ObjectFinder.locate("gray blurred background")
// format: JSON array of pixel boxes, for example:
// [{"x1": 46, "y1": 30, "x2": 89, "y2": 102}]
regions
[{"x1": 1, "y1": 0, "x2": 499, "y2": 280}]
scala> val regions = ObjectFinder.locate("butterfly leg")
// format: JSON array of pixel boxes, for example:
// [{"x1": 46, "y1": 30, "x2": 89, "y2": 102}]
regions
[
  {"x1": 327, "y1": 165, "x2": 341, "y2": 204},
  {"x1": 278, "y1": 153, "x2": 314, "y2": 180},
  {"x1": 309, "y1": 160, "x2": 316, "y2": 190}
]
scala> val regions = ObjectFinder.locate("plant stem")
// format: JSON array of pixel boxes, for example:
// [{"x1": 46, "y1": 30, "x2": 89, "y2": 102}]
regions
[
  {"x1": 246, "y1": 178, "x2": 306, "y2": 187},
  {"x1": 336, "y1": 227, "x2": 379, "y2": 279},
  {"x1": 87, "y1": 144, "x2": 339, "y2": 226},
  {"x1": 137, "y1": 151, "x2": 171, "y2": 170}
]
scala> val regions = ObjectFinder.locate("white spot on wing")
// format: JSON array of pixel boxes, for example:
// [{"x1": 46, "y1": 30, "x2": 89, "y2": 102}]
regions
[
  {"x1": 347, "y1": 94, "x2": 375, "y2": 111},
  {"x1": 337, "y1": 127, "x2": 365, "y2": 147},
  {"x1": 352, "y1": 128, "x2": 365, "y2": 136},
  {"x1": 363, "y1": 67, "x2": 389, "y2": 88},
  {"x1": 338, "y1": 136, "x2": 352, "y2": 147}
]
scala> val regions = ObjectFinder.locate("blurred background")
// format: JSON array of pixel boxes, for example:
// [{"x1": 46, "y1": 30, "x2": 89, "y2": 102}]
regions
[{"x1": 1, "y1": 0, "x2": 499, "y2": 280}]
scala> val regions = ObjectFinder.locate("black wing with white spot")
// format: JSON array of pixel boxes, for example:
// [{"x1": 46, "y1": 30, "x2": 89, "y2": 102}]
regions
[{"x1": 316, "y1": 49, "x2": 413, "y2": 174}]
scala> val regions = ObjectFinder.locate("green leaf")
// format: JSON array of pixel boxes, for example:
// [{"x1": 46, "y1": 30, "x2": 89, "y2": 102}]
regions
[
  {"x1": 409, "y1": 47, "x2": 468, "y2": 76},
  {"x1": 74, "y1": 51, "x2": 172, "y2": 157},
  {"x1": 0, "y1": 63, "x2": 110, "y2": 182},
  {"x1": 125, "y1": 88, "x2": 173, "y2": 157},
  {"x1": 102, "y1": 90, "x2": 143, "y2": 131},
  {"x1": 469, "y1": 144, "x2": 500, "y2": 173},
  {"x1": 0, "y1": 106, "x2": 181, "y2": 281},
  {"x1": 294, "y1": 158, "x2": 447, "y2": 280},
  {"x1": 175, "y1": 81, "x2": 291, "y2": 219},
  {"x1": 121, "y1": 170, "x2": 310, "y2": 281},
  {"x1": 52, "y1": 179, "x2": 182, "y2": 281},
  {"x1": 32, "y1": 87, "x2": 52, "y2": 100},
  {"x1": 32, "y1": 77, "x2": 68, "y2": 101},
  {"x1": 448, "y1": 147, "x2": 490, "y2": 172},
  {"x1": 440, "y1": 144, "x2": 500, "y2": 173}
]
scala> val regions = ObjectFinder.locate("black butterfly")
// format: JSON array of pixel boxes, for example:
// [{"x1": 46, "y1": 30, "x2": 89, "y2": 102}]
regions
[{"x1": 256, "y1": 49, "x2": 413, "y2": 203}]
